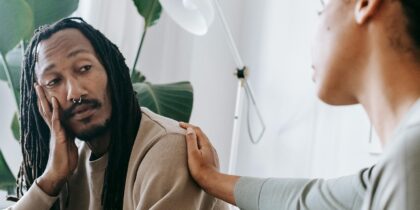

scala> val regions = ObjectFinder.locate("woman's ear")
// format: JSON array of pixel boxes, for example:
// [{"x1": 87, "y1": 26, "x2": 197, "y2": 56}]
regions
[{"x1": 354, "y1": 0, "x2": 383, "y2": 24}]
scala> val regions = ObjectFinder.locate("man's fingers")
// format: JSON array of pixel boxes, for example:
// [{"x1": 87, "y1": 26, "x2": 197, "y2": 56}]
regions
[
  {"x1": 35, "y1": 85, "x2": 46, "y2": 115},
  {"x1": 51, "y1": 97, "x2": 62, "y2": 133},
  {"x1": 35, "y1": 84, "x2": 52, "y2": 119},
  {"x1": 37, "y1": 97, "x2": 44, "y2": 116}
]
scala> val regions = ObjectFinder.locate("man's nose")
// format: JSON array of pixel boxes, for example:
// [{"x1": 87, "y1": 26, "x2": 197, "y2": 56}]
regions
[{"x1": 66, "y1": 78, "x2": 88, "y2": 102}]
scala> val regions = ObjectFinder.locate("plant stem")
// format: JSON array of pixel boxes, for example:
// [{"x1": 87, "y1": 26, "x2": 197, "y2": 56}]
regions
[
  {"x1": 131, "y1": 27, "x2": 148, "y2": 79},
  {"x1": 0, "y1": 52, "x2": 19, "y2": 110},
  {"x1": 7, "y1": 186, "x2": 14, "y2": 195},
  {"x1": 20, "y1": 40, "x2": 26, "y2": 58}
]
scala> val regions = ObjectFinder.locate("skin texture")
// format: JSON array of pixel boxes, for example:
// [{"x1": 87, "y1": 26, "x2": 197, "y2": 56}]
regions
[
  {"x1": 181, "y1": 0, "x2": 420, "y2": 206},
  {"x1": 34, "y1": 29, "x2": 113, "y2": 196}
]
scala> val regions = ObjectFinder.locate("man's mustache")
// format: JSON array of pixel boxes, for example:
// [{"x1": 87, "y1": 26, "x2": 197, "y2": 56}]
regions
[{"x1": 62, "y1": 99, "x2": 101, "y2": 120}]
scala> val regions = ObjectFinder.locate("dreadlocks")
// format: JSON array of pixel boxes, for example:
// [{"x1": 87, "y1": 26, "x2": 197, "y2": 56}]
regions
[{"x1": 18, "y1": 17, "x2": 141, "y2": 210}]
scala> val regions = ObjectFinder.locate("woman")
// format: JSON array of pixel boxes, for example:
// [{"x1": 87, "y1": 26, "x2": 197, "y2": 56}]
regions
[{"x1": 180, "y1": 0, "x2": 420, "y2": 209}]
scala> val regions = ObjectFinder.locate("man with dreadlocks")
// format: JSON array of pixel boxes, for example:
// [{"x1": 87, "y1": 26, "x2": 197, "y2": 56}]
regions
[{"x1": 5, "y1": 17, "x2": 227, "y2": 210}]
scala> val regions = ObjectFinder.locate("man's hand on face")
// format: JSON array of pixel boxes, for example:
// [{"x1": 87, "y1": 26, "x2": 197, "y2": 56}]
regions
[{"x1": 34, "y1": 84, "x2": 79, "y2": 196}]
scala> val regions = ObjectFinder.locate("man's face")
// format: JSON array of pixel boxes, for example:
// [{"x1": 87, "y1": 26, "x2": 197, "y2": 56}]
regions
[
  {"x1": 35, "y1": 28, "x2": 112, "y2": 140},
  {"x1": 312, "y1": 0, "x2": 362, "y2": 105}
]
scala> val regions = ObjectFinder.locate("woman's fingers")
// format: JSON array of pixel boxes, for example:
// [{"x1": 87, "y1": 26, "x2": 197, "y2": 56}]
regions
[
  {"x1": 181, "y1": 122, "x2": 220, "y2": 167},
  {"x1": 180, "y1": 122, "x2": 212, "y2": 148},
  {"x1": 181, "y1": 121, "x2": 222, "y2": 192},
  {"x1": 186, "y1": 127, "x2": 200, "y2": 157},
  {"x1": 180, "y1": 122, "x2": 205, "y2": 136},
  {"x1": 211, "y1": 146, "x2": 220, "y2": 169}
]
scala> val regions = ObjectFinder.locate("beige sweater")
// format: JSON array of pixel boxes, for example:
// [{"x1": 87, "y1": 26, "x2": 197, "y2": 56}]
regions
[{"x1": 7, "y1": 108, "x2": 227, "y2": 210}]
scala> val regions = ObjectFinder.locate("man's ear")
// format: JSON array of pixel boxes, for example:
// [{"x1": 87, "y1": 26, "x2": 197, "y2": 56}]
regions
[{"x1": 354, "y1": 0, "x2": 383, "y2": 24}]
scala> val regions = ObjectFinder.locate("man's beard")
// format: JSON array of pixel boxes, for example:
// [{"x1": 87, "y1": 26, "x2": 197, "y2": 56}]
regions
[
  {"x1": 74, "y1": 118, "x2": 111, "y2": 141},
  {"x1": 61, "y1": 98, "x2": 111, "y2": 141}
]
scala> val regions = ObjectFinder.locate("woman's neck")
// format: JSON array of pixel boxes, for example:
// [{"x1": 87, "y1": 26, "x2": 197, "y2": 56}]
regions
[{"x1": 358, "y1": 52, "x2": 420, "y2": 146}]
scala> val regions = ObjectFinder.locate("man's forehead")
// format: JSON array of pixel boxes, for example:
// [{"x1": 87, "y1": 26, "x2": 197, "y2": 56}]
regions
[
  {"x1": 35, "y1": 29, "x2": 96, "y2": 75},
  {"x1": 37, "y1": 29, "x2": 95, "y2": 59}
]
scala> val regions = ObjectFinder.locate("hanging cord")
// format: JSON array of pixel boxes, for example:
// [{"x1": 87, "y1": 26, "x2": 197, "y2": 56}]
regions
[
  {"x1": 244, "y1": 80, "x2": 266, "y2": 144},
  {"x1": 214, "y1": 0, "x2": 266, "y2": 144},
  {"x1": 236, "y1": 67, "x2": 266, "y2": 144}
]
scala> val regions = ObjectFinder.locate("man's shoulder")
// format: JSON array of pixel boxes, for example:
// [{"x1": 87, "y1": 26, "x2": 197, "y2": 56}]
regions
[
  {"x1": 125, "y1": 112, "x2": 227, "y2": 210},
  {"x1": 130, "y1": 107, "x2": 187, "y2": 156},
  {"x1": 139, "y1": 107, "x2": 186, "y2": 137},
  {"x1": 127, "y1": 107, "x2": 188, "y2": 172}
]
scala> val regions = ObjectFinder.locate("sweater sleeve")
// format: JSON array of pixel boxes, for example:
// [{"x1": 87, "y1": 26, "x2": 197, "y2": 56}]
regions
[
  {"x1": 234, "y1": 167, "x2": 372, "y2": 210},
  {"x1": 4, "y1": 181, "x2": 58, "y2": 210},
  {"x1": 132, "y1": 133, "x2": 228, "y2": 210}
]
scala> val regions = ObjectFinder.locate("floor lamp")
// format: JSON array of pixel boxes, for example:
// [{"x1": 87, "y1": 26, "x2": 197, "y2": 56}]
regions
[{"x1": 160, "y1": 0, "x2": 266, "y2": 174}]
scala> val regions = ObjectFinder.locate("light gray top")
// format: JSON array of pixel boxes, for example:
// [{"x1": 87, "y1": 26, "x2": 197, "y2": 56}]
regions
[{"x1": 234, "y1": 99, "x2": 420, "y2": 210}]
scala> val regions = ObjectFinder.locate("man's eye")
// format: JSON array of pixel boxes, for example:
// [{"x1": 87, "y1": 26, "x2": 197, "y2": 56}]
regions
[
  {"x1": 46, "y1": 79, "x2": 60, "y2": 87},
  {"x1": 80, "y1": 65, "x2": 92, "y2": 73}
]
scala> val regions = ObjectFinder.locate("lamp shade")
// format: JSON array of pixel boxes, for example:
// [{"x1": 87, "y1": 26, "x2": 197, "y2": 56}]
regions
[{"x1": 159, "y1": 0, "x2": 214, "y2": 36}]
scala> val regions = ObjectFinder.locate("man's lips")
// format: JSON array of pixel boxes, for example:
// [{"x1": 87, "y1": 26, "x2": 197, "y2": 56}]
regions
[
  {"x1": 71, "y1": 104, "x2": 97, "y2": 120},
  {"x1": 62, "y1": 99, "x2": 101, "y2": 121}
]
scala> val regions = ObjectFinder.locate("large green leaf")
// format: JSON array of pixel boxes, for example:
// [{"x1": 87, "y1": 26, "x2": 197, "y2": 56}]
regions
[
  {"x1": 0, "y1": 48, "x2": 23, "y2": 106},
  {"x1": 0, "y1": 150, "x2": 15, "y2": 191},
  {"x1": 11, "y1": 113, "x2": 20, "y2": 141},
  {"x1": 26, "y1": 0, "x2": 79, "y2": 33},
  {"x1": 5, "y1": 48, "x2": 22, "y2": 95},
  {"x1": 133, "y1": 0, "x2": 162, "y2": 27},
  {"x1": 0, "y1": 0, "x2": 33, "y2": 54},
  {"x1": 133, "y1": 82, "x2": 193, "y2": 122},
  {"x1": 0, "y1": 62, "x2": 6, "y2": 81}
]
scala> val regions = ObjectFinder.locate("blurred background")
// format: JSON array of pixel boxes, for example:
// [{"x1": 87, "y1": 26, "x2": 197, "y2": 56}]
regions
[{"x1": 0, "y1": 0, "x2": 382, "y2": 207}]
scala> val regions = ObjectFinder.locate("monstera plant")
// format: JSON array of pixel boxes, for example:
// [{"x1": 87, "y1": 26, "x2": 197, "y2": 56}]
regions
[
  {"x1": 0, "y1": 0, "x2": 193, "y2": 193},
  {"x1": 131, "y1": 0, "x2": 193, "y2": 122}
]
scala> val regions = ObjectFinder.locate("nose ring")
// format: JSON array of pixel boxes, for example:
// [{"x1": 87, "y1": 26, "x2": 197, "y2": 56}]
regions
[{"x1": 72, "y1": 96, "x2": 83, "y2": 104}]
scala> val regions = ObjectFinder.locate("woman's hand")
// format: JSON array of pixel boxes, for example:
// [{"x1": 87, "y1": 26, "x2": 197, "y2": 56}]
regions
[
  {"x1": 34, "y1": 84, "x2": 79, "y2": 196},
  {"x1": 180, "y1": 122, "x2": 240, "y2": 205},
  {"x1": 180, "y1": 122, "x2": 220, "y2": 184}
]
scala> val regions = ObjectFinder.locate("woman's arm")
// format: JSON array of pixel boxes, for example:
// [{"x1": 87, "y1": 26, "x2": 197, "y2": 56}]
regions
[{"x1": 180, "y1": 122, "x2": 370, "y2": 210}]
